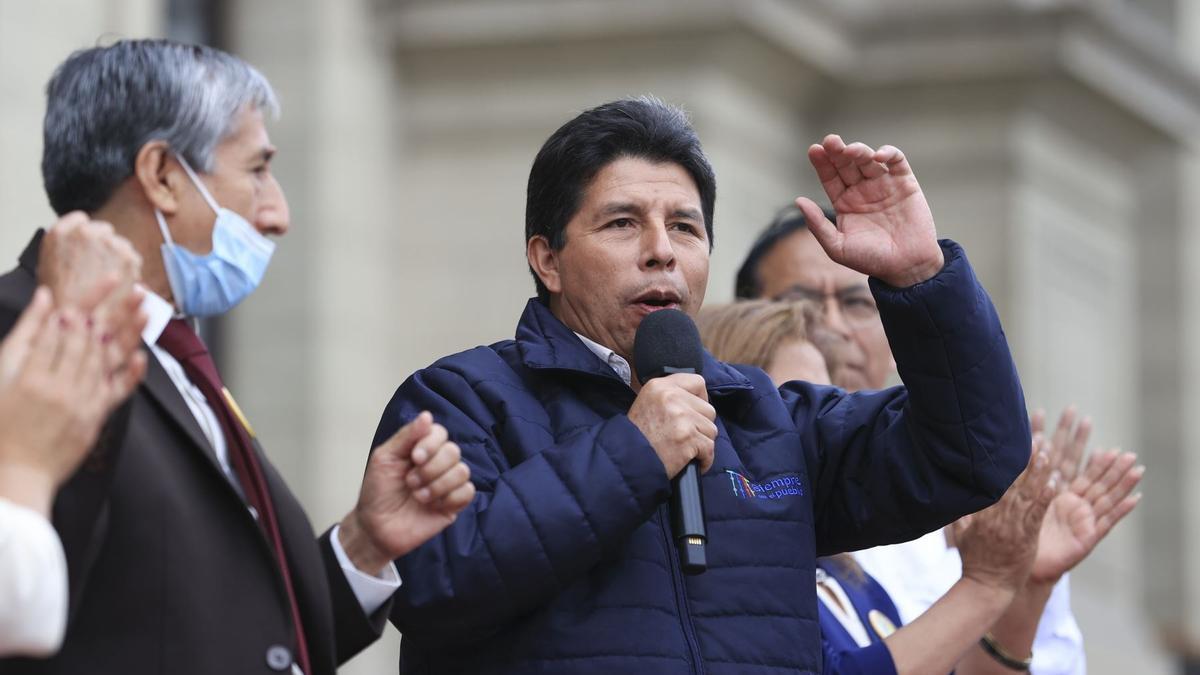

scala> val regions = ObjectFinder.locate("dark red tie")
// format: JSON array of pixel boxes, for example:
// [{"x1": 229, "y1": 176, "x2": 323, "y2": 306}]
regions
[{"x1": 157, "y1": 319, "x2": 312, "y2": 674}]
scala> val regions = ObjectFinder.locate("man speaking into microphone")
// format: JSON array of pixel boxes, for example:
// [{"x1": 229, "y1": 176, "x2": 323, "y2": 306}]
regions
[{"x1": 373, "y1": 96, "x2": 1032, "y2": 674}]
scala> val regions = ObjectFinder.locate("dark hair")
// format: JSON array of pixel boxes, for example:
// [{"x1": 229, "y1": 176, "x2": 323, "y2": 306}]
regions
[
  {"x1": 42, "y1": 39, "x2": 278, "y2": 215},
  {"x1": 734, "y1": 205, "x2": 836, "y2": 299},
  {"x1": 525, "y1": 96, "x2": 716, "y2": 300}
]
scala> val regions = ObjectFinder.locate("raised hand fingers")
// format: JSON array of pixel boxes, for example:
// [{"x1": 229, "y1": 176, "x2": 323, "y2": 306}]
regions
[
  {"x1": 51, "y1": 310, "x2": 91, "y2": 382},
  {"x1": 23, "y1": 309, "x2": 68, "y2": 379},
  {"x1": 0, "y1": 287, "x2": 54, "y2": 385},
  {"x1": 1069, "y1": 449, "x2": 1116, "y2": 496},
  {"x1": 873, "y1": 145, "x2": 911, "y2": 177},
  {"x1": 1029, "y1": 439, "x2": 1056, "y2": 499},
  {"x1": 1017, "y1": 442, "x2": 1056, "y2": 536},
  {"x1": 846, "y1": 141, "x2": 888, "y2": 180},
  {"x1": 1047, "y1": 406, "x2": 1090, "y2": 483},
  {"x1": 1030, "y1": 408, "x2": 1046, "y2": 439},
  {"x1": 823, "y1": 136, "x2": 870, "y2": 187},
  {"x1": 1095, "y1": 493, "x2": 1142, "y2": 541},
  {"x1": 1062, "y1": 415, "x2": 1092, "y2": 483},
  {"x1": 1011, "y1": 435, "x2": 1053, "y2": 500},
  {"x1": 1089, "y1": 453, "x2": 1143, "y2": 521},
  {"x1": 807, "y1": 142, "x2": 843, "y2": 199},
  {"x1": 103, "y1": 300, "x2": 148, "y2": 383},
  {"x1": 1081, "y1": 450, "x2": 1138, "y2": 506},
  {"x1": 1048, "y1": 406, "x2": 1076, "y2": 464},
  {"x1": 105, "y1": 350, "x2": 148, "y2": 409}
]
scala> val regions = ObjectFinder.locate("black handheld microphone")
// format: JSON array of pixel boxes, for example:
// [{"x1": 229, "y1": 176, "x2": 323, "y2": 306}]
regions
[{"x1": 633, "y1": 308, "x2": 708, "y2": 575}]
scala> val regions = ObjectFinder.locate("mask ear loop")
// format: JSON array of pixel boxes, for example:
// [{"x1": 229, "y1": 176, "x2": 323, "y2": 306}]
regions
[
  {"x1": 174, "y1": 152, "x2": 222, "y2": 216},
  {"x1": 154, "y1": 208, "x2": 175, "y2": 246}
]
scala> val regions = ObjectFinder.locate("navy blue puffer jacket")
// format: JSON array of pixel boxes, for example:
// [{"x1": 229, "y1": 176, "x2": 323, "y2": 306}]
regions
[{"x1": 374, "y1": 241, "x2": 1029, "y2": 675}]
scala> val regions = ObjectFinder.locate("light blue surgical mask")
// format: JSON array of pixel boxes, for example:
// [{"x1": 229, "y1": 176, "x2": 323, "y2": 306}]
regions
[{"x1": 154, "y1": 154, "x2": 276, "y2": 317}]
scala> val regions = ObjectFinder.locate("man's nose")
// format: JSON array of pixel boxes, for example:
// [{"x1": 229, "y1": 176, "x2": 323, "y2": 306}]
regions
[
  {"x1": 640, "y1": 222, "x2": 676, "y2": 270},
  {"x1": 254, "y1": 174, "x2": 290, "y2": 237},
  {"x1": 822, "y1": 297, "x2": 852, "y2": 337}
]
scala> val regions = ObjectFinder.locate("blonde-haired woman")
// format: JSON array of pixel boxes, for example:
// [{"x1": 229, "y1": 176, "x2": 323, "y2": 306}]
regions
[
  {"x1": 697, "y1": 300, "x2": 833, "y2": 386},
  {"x1": 698, "y1": 300, "x2": 1141, "y2": 675}
]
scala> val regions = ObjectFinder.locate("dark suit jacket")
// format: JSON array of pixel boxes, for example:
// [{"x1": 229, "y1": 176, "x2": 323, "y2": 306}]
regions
[{"x1": 0, "y1": 232, "x2": 389, "y2": 675}]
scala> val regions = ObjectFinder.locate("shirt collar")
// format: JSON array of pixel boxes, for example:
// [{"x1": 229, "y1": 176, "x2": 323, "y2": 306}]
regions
[
  {"x1": 140, "y1": 286, "x2": 177, "y2": 345},
  {"x1": 573, "y1": 332, "x2": 632, "y2": 387}
]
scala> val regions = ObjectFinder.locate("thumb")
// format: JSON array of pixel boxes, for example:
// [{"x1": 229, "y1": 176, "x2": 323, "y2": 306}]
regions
[
  {"x1": 794, "y1": 197, "x2": 841, "y2": 258},
  {"x1": 375, "y1": 411, "x2": 434, "y2": 462}
]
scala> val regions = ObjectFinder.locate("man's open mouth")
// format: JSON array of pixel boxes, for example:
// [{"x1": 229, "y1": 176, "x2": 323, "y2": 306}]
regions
[{"x1": 632, "y1": 289, "x2": 682, "y2": 311}]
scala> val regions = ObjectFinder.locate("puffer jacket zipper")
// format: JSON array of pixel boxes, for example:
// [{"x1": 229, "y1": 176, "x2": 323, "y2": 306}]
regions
[{"x1": 659, "y1": 505, "x2": 705, "y2": 675}]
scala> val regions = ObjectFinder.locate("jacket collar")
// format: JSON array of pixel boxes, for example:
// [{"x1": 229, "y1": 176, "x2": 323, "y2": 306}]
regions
[
  {"x1": 17, "y1": 229, "x2": 44, "y2": 274},
  {"x1": 514, "y1": 298, "x2": 754, "y2": 395}
]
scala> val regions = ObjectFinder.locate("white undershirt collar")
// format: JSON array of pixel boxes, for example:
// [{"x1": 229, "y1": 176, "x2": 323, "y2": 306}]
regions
[{"x1": 573, "y1": 332, "x2": 633, "y2": 386}]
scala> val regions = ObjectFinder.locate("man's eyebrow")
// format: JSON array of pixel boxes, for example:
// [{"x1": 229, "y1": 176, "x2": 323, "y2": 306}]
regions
[
  {"x1": 255, "y1": 146, "x2": 277, "y2": 163},
  {"x1": 596, "y1": 202, "x2": 644, "y2": 218},
  {"x1": 671, "y1": 208, "x2": 703, "y2": 221},
  {"x1": 836, "y1": 283, "x2": 872, "y2": 295},
  {"x1": 776, "y1": 284, "x2": 821, "y2": 298}
]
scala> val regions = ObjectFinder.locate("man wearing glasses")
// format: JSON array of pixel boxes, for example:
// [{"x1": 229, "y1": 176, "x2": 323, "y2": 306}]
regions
[{"x1": 735, "y1": 206, "x2": 894, "y2": 391}]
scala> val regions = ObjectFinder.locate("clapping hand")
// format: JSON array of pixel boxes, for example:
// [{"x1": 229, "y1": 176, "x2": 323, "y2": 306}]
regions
[
  {"x1": 1030, "y1": 448, "x2": 1143, "y2": 584},
  {"x1": 1030, "y1": 406, "x2": 1091, "y2": 486},
  {"x1": 795, "y1": 135, "x2": 945, "y2": 288},
  {"x1": 0, "y1": 285, "x2": 147, "y2": 515},
  {"x1": 955, "y1": 437, "x2": 1057, "y2": 594},
  {"x1": 35, "y1": 212, "x2": 145, "y2": 388}
]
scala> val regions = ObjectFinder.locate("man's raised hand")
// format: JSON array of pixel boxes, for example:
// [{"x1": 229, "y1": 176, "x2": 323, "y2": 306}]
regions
[{"x1": 796, "y1": 134, "x2": 944, "y2": 288}]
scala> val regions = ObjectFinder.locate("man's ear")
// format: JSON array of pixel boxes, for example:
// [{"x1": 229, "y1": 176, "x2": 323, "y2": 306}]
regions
[
  {"x1": 133, "y1": 141, "x2": 183, "y2": 215},
  {"x1": 527, "y1": 235, "x2": 563, "y2": 294}
]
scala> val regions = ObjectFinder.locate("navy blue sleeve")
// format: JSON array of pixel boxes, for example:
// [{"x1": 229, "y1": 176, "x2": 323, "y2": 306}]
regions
[
  {"x1": 785, "y1": 240, "x2": 1031, "y2": 555},
  {"x1": 375, "y1": 364, "x2": 671, "y2": 648}
]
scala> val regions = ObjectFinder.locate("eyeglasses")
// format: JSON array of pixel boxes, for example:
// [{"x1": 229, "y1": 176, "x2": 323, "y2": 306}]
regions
[{"x1": 772, "y1": 286, "x2": 880, "y2": 328}]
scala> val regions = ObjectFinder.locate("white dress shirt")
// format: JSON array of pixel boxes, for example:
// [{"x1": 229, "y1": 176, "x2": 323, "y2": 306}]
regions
[
  {"x1": 0, "y1": 498, "x2": 68, "y2": 656},
  {"x1": 141, "y1": 291, "x2": 400, "y2": 672},
  {"x1": 854, "y1": 529, "x2": 1085, "y2": 674},
  {"x1": 574, "y1": 332, "x2": 633, "y2": 386}
]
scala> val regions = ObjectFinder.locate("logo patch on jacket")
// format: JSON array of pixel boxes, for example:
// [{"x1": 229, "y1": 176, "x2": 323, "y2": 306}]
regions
[{"x1": 725, "y1": 470, "x2": 804, "y2": 500}]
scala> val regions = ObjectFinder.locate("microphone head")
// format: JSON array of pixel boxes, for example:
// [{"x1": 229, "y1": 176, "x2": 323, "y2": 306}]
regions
[{"x1": 633, "y1": 308, "x2": 705, "y2": 385}]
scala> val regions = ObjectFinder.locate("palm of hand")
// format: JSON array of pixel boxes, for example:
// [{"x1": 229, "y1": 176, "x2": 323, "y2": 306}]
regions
[
  {"x1": 1031, "y1": 492, "x2": 1095, "y2": 583},
  {"x1": 830, "y1": 176, "x2": 938, "y2": 285},
  {"x1": 799, "y1": 136, "x2": 944, "y2": 287}
]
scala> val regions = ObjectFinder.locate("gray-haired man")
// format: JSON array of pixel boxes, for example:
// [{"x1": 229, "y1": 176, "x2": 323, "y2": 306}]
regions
[{"x1": 0, "y1": 39, "x2": 474, "y2": 675}]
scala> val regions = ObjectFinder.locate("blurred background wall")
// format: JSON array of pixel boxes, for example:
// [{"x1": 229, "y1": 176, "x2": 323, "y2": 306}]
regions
[{"x1": 3, "y1": 0, "x2": 1200, "y2": 672}]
